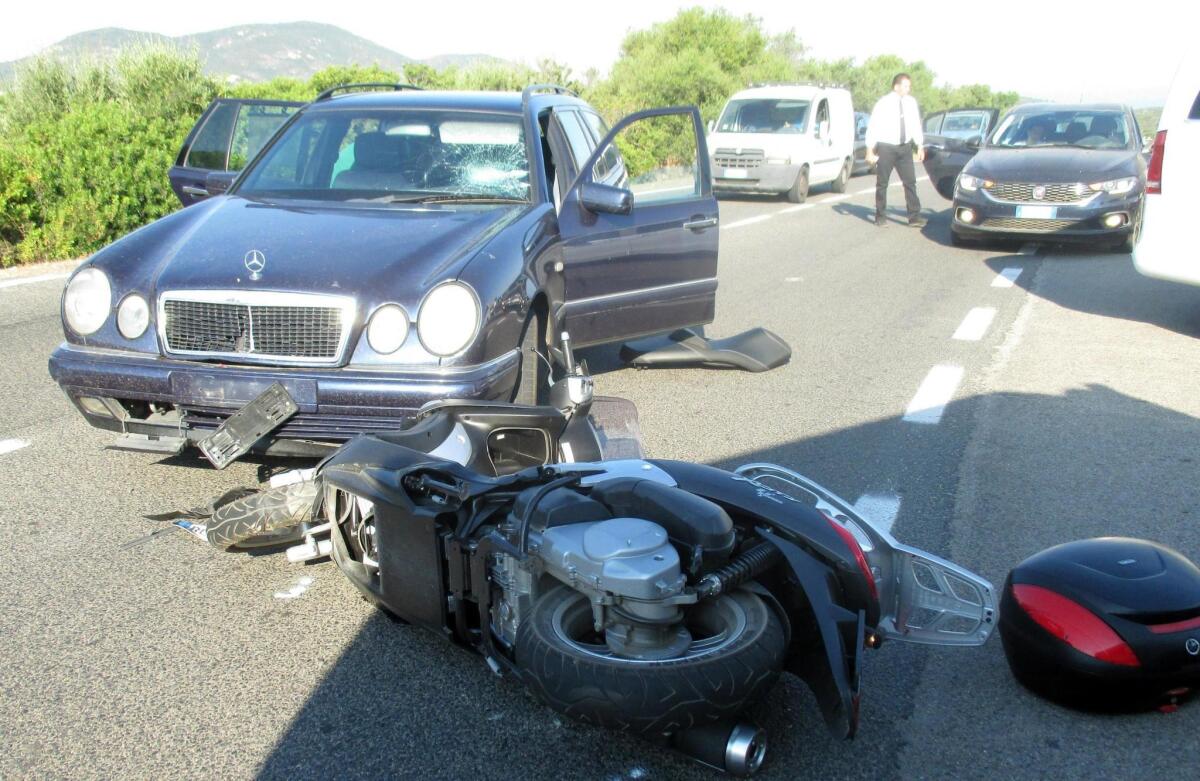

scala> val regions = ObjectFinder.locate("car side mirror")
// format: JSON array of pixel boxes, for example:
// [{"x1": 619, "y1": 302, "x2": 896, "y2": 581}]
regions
[
  {"x1": 205, "y1": 170, "x2": 238, "y2": 196},
  {"x1": 579, "y1": 181, "x2": 634, "y2": 215}
]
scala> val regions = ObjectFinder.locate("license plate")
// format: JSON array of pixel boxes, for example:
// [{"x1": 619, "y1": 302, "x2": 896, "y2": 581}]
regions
[
  {"x1": 1016, "y1": 205, "x2": 1057, "y2": 219},
  {"x1": 723, "y1": 168, "x2": 748, "y2": 179},
  {"x1": 198, "y1": 383, "x2": 298, "y2": 469}
]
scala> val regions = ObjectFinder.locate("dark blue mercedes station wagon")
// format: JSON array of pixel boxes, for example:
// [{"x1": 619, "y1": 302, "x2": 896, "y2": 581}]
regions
[{"x1": 48, "y1": 85, "x2": 719, "y2": 456}]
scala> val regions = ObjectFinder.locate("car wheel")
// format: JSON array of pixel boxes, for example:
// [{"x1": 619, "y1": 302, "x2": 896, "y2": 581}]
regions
[
  {"x1": 786, "y1": 167, "x2": 809, "y2": 203},
  {"x1": 513, "y1": 313, "x2": 549, "y2": 406},
  {"x1": 830, "y1": 159, "x2": 851, "y2": 193}
]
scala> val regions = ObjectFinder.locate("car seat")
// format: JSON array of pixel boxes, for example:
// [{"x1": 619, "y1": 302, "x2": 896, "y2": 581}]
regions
[
  {"x1": 1064, "y1": 121, "x2": 1088, "y2": 144},
  {"x1": 332, "y1": 132, "x2": 410, "y2": 190}
]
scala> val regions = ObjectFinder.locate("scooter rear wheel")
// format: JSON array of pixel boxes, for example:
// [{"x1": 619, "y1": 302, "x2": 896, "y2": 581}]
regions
[{"x1": 515, "y1": 585, "x2": 785, "y2": 734}]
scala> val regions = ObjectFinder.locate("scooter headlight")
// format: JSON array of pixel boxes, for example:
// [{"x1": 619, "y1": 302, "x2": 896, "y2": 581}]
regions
[
  {"x1": 417, "y1": 282, "x2": 480, "y2": 357},
  {"x1": 63, "y1": 268, "x2": 112, "y2": 336}
]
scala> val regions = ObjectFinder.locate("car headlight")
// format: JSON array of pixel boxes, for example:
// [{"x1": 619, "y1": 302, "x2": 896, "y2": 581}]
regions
[
  {"x1": 63, "y1": 268, "x2": 111, "y2": 336},
  {"x1": 1088, "y1": 177, "x2": 1138, "y2": 195},
  {"x1": 366, "y1": 304, "x2": 410, "y2": 355},
  {"x1": 116, "y1": 294, "x2": 150, "y2": 339},
  {"x1": 417, "y1": 282, "x2": 480, "y2": 357},
  {"x1": 958, "y1": 173, "x2": 990, "y2": 192}
]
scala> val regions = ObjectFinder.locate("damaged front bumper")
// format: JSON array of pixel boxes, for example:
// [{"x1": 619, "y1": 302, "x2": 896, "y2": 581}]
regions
[{"x1": 48, "y1": 343, "x2": 521, "y2": 455}]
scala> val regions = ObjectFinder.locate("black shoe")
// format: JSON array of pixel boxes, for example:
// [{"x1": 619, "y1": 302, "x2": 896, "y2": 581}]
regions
[
  {"x1": 874, "y1": 215, "x2": 888, "y2": 226},
  {"x1": 908, "y1": 216, "x2": 928, "y2": 228}
]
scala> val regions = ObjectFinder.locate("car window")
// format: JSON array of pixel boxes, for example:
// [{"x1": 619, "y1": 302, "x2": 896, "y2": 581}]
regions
[
  {"x1": 228, "y1": 103, "x2": 301, "y2": 171},
  {"x1": 991, "y1": 109, "x2": 1132, "y2": 149},
  {"x1": 581, "y1": 111, "x2": 620, "y2": 181},
  {"x1": 236, "y1": 110, "x2": 531, "y2": 203},
  {"x1": 716, "y1": 99, "x2": 810, "y2": 134},
  {"x1": 815, "y1": 99, "x2": 829, "y2": 138},
  {"x1": 557, "y1": 111, "x2": 594, "y2": 172},
  {"x1": 940, "y1": 111, "x2": 989, "y2": 140},
  {"x1": 185, "y1": 101, "x2": 239, "y2": 169},
  {"x1": 923, "y1": 113, "x2": 943, "y2": 134},
  {"x1": 592, "y1": 112, "x2": 698, "y2": 205}
]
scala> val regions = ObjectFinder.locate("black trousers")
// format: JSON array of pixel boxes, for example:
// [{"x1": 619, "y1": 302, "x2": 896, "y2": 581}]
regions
[{"x1": 874, "y1": 142, "x2": 921, "y2": 220}]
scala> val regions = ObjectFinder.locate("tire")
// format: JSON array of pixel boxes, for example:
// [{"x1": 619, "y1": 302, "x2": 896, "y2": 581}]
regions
[
  {"x1": 205, "y1": 480, "x2": 320, "y2": 550},
  {"x1": 515, "y1": 586, "x2": 786, "y2": 734},
  {"x1": 830, "y1": 159, "x2": 851, "y2": 193},
  {"x1": 786, "y1": 167, "x2": 809, "y2": 204},
  {"x1": 513, "y1": 313, "x2": 549, "y2": 406}
]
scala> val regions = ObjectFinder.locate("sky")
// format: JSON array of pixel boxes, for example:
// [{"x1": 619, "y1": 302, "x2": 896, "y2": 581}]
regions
[{"x1": 1, "y1": 0, "x2": 1192, "y2": 107}]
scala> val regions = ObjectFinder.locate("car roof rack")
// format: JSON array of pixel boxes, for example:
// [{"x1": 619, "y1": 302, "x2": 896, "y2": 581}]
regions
[
  {"x1": 522, "y1": 83, "x2": 578, "y2": 107},
  {"x1": 314, "y1": 83, "x2": 424, "y2": 102}
]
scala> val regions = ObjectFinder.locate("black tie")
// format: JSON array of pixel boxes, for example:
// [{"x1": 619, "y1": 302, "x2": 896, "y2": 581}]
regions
[{"x1": 898, "y1": 98, "x2": 907, "y2": 146}]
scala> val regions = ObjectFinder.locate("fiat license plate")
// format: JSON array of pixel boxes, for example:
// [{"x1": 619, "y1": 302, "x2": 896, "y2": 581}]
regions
[
  {"x1": 1016, "y1": 205, "x2": 1057, "y2": 219},
  {"x1": 723, "y1": 168, "x2": 748, "y2": 179}
]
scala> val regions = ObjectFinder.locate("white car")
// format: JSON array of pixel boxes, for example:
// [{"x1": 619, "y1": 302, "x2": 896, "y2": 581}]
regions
[
  {"x1": 1134, "y1": 52, "x2": 1199, "y2": 283},
  {"x1": 707, "y1": 84, "x2": 855, "y2": 203}
]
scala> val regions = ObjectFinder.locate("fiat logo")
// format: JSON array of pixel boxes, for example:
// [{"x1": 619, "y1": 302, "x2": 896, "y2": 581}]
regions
[
  {"x1": 1186, "y1": 638, "x2": 1200, "y2": 656},
  {"x1": 244, "y1": 250, "x2": 266, "y2": 281},
  {"x1": 1032, "y1": 185, "x2": 1047, "y2": 200}
]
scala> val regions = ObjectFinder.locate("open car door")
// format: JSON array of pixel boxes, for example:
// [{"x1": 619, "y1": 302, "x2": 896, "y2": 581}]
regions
[
  {"x1": 921, "y1": 107, "x2": 999, "y2": 199},
  {"x1": 169, "y1": 98, "x2": 304, "y2": 207},
  {"x1": 555, "y1": 106, "x2": 719, "y2": 347}
]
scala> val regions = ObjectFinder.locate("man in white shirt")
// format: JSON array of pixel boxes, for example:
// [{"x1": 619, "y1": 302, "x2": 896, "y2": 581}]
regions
[{"x1": 865, "y1": 73, "x2": 927, "y2": 227}]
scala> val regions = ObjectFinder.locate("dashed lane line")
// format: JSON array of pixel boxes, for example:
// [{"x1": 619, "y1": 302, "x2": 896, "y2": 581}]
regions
[
  {"x1": 0, "y1": 439, "x2": 31, "y2": 455},
  {"x1": 780, "y1": 204, "x2": 813, "y2": 214},
  {"x1": 903, "y1": 364, "x2": 964, "y2": 425},
  {"x1": 992, "y1": 267, "x2": 1024, "y2": 288},
  {"x1": 0, "y1": 273, "x2": 69, "y2": 291},
  {"x1": 720, "y1": 214, "x2": 773, "y2": 231},
  {"x1": 952, "y1": 307, "x2": 998, "y2": 342},
  {"x1": 852, "y1": 492, "x2": 902, "y2": 535}
]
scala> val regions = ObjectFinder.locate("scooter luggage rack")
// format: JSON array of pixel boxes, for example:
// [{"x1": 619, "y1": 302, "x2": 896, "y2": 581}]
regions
[{"x1": 735, "y1": 463, "x2": 997, "y2": 647}]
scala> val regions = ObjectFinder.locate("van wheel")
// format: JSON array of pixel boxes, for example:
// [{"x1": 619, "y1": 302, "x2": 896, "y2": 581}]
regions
[
  {"x1": 830, "y1": 159, "x2": 851, "y2": 193},
  {"x1": 786, "y1": 167, "x2": 809, "y2": 203}
]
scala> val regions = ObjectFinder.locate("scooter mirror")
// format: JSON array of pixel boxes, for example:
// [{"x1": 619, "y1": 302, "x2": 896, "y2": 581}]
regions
[{"x1": 550, "y1": 373, "x2": 594, "y2": 412}]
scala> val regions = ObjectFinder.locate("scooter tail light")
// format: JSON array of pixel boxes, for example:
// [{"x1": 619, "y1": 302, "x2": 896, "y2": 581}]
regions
[
  {"x1": 821, "y1": 512, "x2": 879, "y2": 605},
  {"x1": 1011, "y1": 584, "x2": 1141, "y2": 667},
  {"x1": 1146, "y1": 130, "x2": 1166, "y2": 194}
]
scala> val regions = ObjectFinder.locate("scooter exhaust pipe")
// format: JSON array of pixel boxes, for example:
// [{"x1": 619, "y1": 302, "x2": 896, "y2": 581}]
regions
[{"x1": 668, "y1": 720, "x2": 767, "y2": 776}]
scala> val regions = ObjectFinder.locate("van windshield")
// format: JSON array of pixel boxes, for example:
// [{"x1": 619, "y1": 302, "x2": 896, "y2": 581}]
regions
[{"x1": 716, "y1": 99, "x2": 810, "y2": 134}]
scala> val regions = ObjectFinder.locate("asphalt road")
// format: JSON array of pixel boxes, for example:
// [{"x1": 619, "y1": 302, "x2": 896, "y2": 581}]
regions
[{"x1": 2, "y1": 178, "x2": 1199, "y2": 781}]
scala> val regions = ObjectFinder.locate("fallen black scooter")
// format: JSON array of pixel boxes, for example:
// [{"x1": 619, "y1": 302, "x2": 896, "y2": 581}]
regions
[{"x1": 200, "y1": 336, "x2": 997, "y2": 775}]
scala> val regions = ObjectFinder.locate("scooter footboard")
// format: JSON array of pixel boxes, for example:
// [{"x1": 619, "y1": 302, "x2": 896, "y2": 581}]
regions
[{"x1": 734, "y1": 463, "x2": 997, "y2": 647}]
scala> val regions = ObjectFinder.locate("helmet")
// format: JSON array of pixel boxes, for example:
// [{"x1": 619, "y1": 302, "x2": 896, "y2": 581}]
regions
[{"x1": 999, "y1": 537, "x2": 1200, "y2": 711}]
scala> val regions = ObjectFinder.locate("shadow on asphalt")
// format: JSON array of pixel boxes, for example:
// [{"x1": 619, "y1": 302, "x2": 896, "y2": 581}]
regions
[
  {"x1": 249, "y1": 382, "x2": 1200, "y2": 780},
  {"x1": 985, "y1": 253, "x2": 1200, "y2": 338}
]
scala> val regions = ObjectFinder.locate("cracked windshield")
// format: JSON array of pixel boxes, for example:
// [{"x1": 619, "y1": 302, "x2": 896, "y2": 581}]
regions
[{"x1": 236, "y1": 110, "x2": 530, "y2": 203}]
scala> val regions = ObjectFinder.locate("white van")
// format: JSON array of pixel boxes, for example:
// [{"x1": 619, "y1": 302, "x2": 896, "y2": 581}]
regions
[
  {"x1": 708, "y1": 84, "x2": 856, "y2": 202},
  {"x1": 1133, "y1": 51, "x2": 1200, "y2": 284}
]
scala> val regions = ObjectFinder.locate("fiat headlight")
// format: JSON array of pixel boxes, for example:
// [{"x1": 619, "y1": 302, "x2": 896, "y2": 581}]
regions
[
  {"x1": 116, "y1": 294, "x2": 150, "y2": 339},
  {"x1": 366, "y1": 304, "x2": 410, "y2": 355},
  {"x1": 417, "y1": 282, "x2": 480, "y2": 357},
  {"x1": 63, "y1": 268, "x2": 112, "y2": 336},
  {"x1": 958, "y1": 173, "x2": 988, "y2": 192},
  {"x1": 1088, "y1": 177, "x2": 1138, "y2": 195}
]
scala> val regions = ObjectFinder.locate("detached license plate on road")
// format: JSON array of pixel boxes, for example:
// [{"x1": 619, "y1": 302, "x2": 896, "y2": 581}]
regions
[
  {"x1": 722, "y1": 168, "x2": 749, "y2": 179},
  {"x1": 1016, "y1": 205, "x2": 1057, "y2": 219}
]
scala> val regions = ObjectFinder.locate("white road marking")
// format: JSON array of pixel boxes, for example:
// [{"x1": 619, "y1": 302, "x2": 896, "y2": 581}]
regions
[
  {"x1": 952, "y1": 307, "x2": 997, "y2": 341},
  {"x1": 780, "y1": 203, "x2": 813, "y2": 214},
  {"x1": 855, "y1": 187, "x2": 875, "y2": 195},
  {"x1": 821, "y1": 194, "x2": 852, "y2": 203},
  {"x1": 274, "y1": 575, "x2": 315, "y2": 600},
  {"x1": 992, "y1": 267, "x2": 1023, "y2": 288},
  {"x1": 852, "y1": 492, "x2": 902, "y2": 535},
  {"x1": 0, "y1": 439, "x2": 30, "y2": 455},
  {"x1": 916, "y1": 175, "x2": 929, "y2": 182},
  {"x1": 1019, "y1": 243, "x2": 1039, "y2": 255},
  {"x1": 903, "y1": 364, "x2": 964, "y2": 425},
  {"x1": 0, "y1": 273, "x2": 70, "y2": 290},
  {"x1": 720, "y1": 214, "x2": 773, "y2": 231},
  {"x1": 784, "y1": 276, "x2": 802, "y2": 282}
]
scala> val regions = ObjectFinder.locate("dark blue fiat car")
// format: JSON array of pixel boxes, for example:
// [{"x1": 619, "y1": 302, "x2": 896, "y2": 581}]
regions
[{"x1": 48, "y1": 85, "x2": 719, "y2": 456}]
